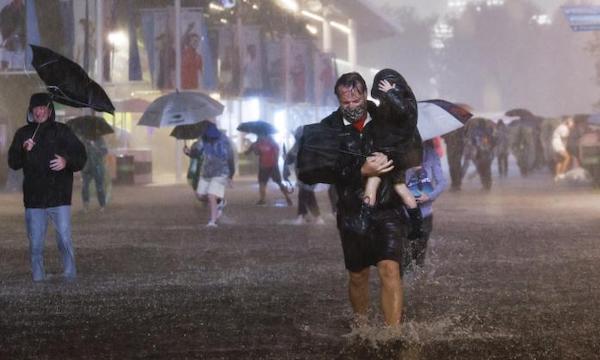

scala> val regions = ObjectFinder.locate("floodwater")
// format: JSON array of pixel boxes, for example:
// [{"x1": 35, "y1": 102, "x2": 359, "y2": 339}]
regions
[{"x1": 0, "y1": 173, "x2": 599, "y2": 359}]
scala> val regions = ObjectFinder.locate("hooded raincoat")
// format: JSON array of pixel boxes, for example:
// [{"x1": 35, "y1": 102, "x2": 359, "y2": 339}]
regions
[{"x1": 8, "y1": 93, "x2": 87, "y2": 208}]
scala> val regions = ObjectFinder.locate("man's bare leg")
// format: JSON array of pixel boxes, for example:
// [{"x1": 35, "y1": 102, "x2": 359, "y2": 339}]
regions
[
  {"x1": 207, "y1": 194, "x2": 219, "y2": 223},
  {"x1": 349, "y1": 267, "x2": 370, "y2": 325},
  {"x1": 258, "y1": 183, "x2": 267, "y2": 203},
  {"x1": 377, "y1": 260, "x2": 402, "y2": 326},
  {"x1": 364, "y1": 177, "x2": 381, "y2": 206}
]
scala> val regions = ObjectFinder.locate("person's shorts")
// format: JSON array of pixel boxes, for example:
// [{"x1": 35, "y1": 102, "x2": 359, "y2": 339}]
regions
[
  {"x1": 337, "y1": 208, "x2": 407, "y2": 273},
  {"x1": 552, "y1": 139, "x2": 567, "y2": 155},
  {"x1": 196, "y1": 176, "x2": 227, "y2": 198},
  {"x1": 258, "y1": 165, "x2": 281, "y2": 184}
]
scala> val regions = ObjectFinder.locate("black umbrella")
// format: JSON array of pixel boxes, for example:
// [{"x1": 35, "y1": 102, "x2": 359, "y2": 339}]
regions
[
  {"x1": 66, "y1": 116, "x2": 114, "y2": 140},
  {"x1": 296, "y1": 123, "x2": 364, "y2": 185},
  {"x1": 505, "y1": 108, "x2": 534, "y2": 119},
  {"x1": 30, "y1": 44, "x2": 115, "y2": 114},
  {"x1": 169, "y1": 120, "x2": 212, "y2": 140},
  {"x1": 237, "y1": 120, "x2": 277, "y2": 135}
]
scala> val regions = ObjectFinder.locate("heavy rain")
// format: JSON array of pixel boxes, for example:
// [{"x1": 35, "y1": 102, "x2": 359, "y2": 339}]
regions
[{"x1": 0, "y1": 0, "x2": 599, "y2": 359}]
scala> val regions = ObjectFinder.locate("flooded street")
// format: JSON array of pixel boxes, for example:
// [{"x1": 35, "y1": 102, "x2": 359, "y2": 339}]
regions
[{"x1": 1, "y1": 175, "x2": 599, "y2": 359}]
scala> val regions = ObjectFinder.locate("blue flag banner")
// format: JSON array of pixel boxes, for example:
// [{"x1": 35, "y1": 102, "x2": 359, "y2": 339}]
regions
[
  {"x1": 128, "y1": 0, "x2": 142, "y2": 81},
  {"x1": 562, "y1": 6, "x2": 600, "y2": 31},
  {"x1": 25, "y1": 0, "x2": 40, "y2": 68}
]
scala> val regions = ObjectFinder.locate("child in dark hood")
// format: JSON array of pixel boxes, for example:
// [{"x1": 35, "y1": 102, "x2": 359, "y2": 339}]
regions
[{"x1": 360, "y1": 69, "x2": 423, "y2": 236}]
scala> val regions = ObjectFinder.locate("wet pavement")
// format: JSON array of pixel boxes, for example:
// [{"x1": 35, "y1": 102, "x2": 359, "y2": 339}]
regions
[{"x1": 1, "y1": 174, "x2": 599, "y2": 359}]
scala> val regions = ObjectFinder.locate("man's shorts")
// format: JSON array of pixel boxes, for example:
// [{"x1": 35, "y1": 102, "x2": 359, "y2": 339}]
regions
[
  {"x1": 258, "y1": 165, "x2": 282, "y2": 184},
  {"x1": 337, "y1": 208, "x2": 407, "y2": 273},
  {"x1": 196, "y1": 176, "x2": 228, "y2": 198}
]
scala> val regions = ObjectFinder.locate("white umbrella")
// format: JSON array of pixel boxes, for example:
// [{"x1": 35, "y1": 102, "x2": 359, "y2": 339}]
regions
[
  {"x1": 417, "y1": 99, "x2": 472, "y2": 140},
  {"x1": 138, "y1": 91, "x2": 225, "y2": 128}
]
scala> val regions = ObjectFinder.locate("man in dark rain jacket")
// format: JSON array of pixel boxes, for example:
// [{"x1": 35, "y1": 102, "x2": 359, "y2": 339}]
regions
[
  {"x1": 8, "y1": 93, "x2": 86, "y2": 282},
  {"x1": 316, "y1": 72, "x2": 416, "y2": 328}
]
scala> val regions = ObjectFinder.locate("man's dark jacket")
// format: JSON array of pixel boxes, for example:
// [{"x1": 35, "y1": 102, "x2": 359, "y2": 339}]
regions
[
  {"x1": 319, "y1": 101, "x2": 404, "y2": 215},
  {"x1": 8, "y1": 103, "x2": 86, "y2": 208}
]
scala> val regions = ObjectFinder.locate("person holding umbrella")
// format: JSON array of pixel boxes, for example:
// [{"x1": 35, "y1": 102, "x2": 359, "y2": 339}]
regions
[
  {"x1": 192, "y1": 123, "x2": 235, "y2": 227},
  {"x1": 242, "y1": 124, "x2": 293, "y2": 206},
  {"x1": 65, "y1": 116, "x2": 113, "y2": 212},
  {"x1": 8, "y1": 93, "x2": 87, "y2": 281},
  {"x1": 80, "y1": 136, "x2": 108, "y2": 212}
]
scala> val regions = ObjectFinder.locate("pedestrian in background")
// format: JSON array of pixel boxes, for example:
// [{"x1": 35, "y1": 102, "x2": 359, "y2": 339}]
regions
[
  {"x1": 494, "y1": 119, "x2": 510, "y2": 177},
  {"x1": 405, "y1": 139, "x2": 448, "y2": 270},
  {"x1": 245, "y1": 133, "x2": 293, "y2": 206},
  {"x1": 194, "y1": 123, "x2": 235, "y2": 227},
  {"x1": 81, "y1": 136, "x2": 108, "y2": 211}
]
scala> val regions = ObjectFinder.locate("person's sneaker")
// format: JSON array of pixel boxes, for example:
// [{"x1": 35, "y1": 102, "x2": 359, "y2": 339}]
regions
[
  {"x1": 314, "y1": 216, "x2": 325, "y2": 225},
  {"x1": 256, "y1": 200, "x2": 266, "y2": 206},
  {"x1": 98, "y1": 206, "x2": 105, "y2": 213},
  {"x1": 216, "y1": 199, "x2": 226, "y2": 219},
  {"x1": 286, "y1": 198, "x2": 293, "y2": 207},
  {"x1": 206, "y1": 221, "x2": 218, "y2": 228},
  {"x1": 290, "y1": 216, "x2": 305, "y2": 225}
]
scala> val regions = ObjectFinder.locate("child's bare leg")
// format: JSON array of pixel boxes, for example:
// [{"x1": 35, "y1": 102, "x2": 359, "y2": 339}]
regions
[
  {"x1": 364, "y1": 177, "x2": 381, "y2": 206},
  {"x1": 394, "y1": 183, "x2": 417, "y2": 209}
]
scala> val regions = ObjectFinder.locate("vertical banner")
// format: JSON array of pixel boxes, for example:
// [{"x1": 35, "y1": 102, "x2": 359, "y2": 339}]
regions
[
  {"x1": 264, "y1": 40, "x2": 284, "y2": 100},
  {"x1": 217, "y1": 26, "x2": 239, "y2": 97},
  {"x1": 73, "y1": 0, "x2": 96, "y2": 73},
  {"x1": 58, "y1": 0, "x2": 74, "y2": 58},
  {"x1": 24, "y1": 0, "x2": 39, "y2": 67},
  {"x1": 314, "y1": 52, "x2": 337, "y2": 107},
  {"x1": 141, "y1": 9, "x2": 174, "y2": 90},
  {"x1": 128, "y1": 0, "x2": 141, "y2": 81},
  {"x1": 287, "y1": 39, "x2": 312, "y2": 103},
  {"x1": 239, "y1": 25, "x2": 263, "y2": 96},
  {"x1": 0, "y1": 0, "x2": 25, "y2": 72},
  {"x1": 180, "y1": 8, "x2": 216, "y2": 90}
]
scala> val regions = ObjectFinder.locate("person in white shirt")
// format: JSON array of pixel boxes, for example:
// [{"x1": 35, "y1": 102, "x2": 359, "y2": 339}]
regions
[{"x1": 552, "y1": 117, "x2": 575, "y2": 181}]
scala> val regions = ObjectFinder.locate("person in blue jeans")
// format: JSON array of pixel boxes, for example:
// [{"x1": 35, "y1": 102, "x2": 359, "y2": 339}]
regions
[
  {"x1": 8, "y1": 93, "x2": 87, "y2": 281},
  {"x1": 405, "y1": 138, "x2": 448, "y2": 269}
]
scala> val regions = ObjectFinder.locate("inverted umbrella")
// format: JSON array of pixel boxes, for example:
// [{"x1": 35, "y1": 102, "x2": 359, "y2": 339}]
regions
[
  {"x1": 417, "y1": 99, "x2": 473, "y2": 141},
  {"x1": 66, "y1": 116, "x2": 114, "y2": 140},
  {"x1": 30, "y1": 45, "x2": 115, "y2": 114},
  {"x1": 237, "y1": 120, "x2": 277, "y2": 135},
  {"x1": 138, "y1": 91, "x2": 224, "y2": 128},
  {"x1": 296, "y1": 123, "x2": 364, "y2": 185},
  {"x1": 170, "y1": 120, "x2": 212, "y2": 140}
]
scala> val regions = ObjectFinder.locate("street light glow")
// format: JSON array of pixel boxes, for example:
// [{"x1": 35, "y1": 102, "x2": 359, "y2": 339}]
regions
[
  {"x1": 301, "y1": 10, "x2": 324, "y2": 22},
  {"x1": 329, "y1": 20, "x2": 350, "y2": 34},
  {"x1": 305, "y1": 24, "x2": 318, "y2": 35},
  {"x1": 209, "y1": 2, "x2": 225, "y2": 11},
  {"x1": 277, "y1": 0, "x2": 299, "y2": 12},
  {"x1": 107, "y1": 31, "x2": 128, "y2": 48}
]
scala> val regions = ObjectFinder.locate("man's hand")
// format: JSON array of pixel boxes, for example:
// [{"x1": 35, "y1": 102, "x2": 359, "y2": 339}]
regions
[
  {"x1": 361, "y1": 152, "x2": 394, "y2": 177},
  {"x1": 49, "y1": 154, "x2": 66, "y2": 171},
  {"x1": 378, "y1": 79, "x2": 395, "y2": 94},
  {"x1": 183, "y1": 145, "x2": 191, "y2": 155},
  {"x1": 23, "y1": 138, "x2": 35, "y2": 151}
]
